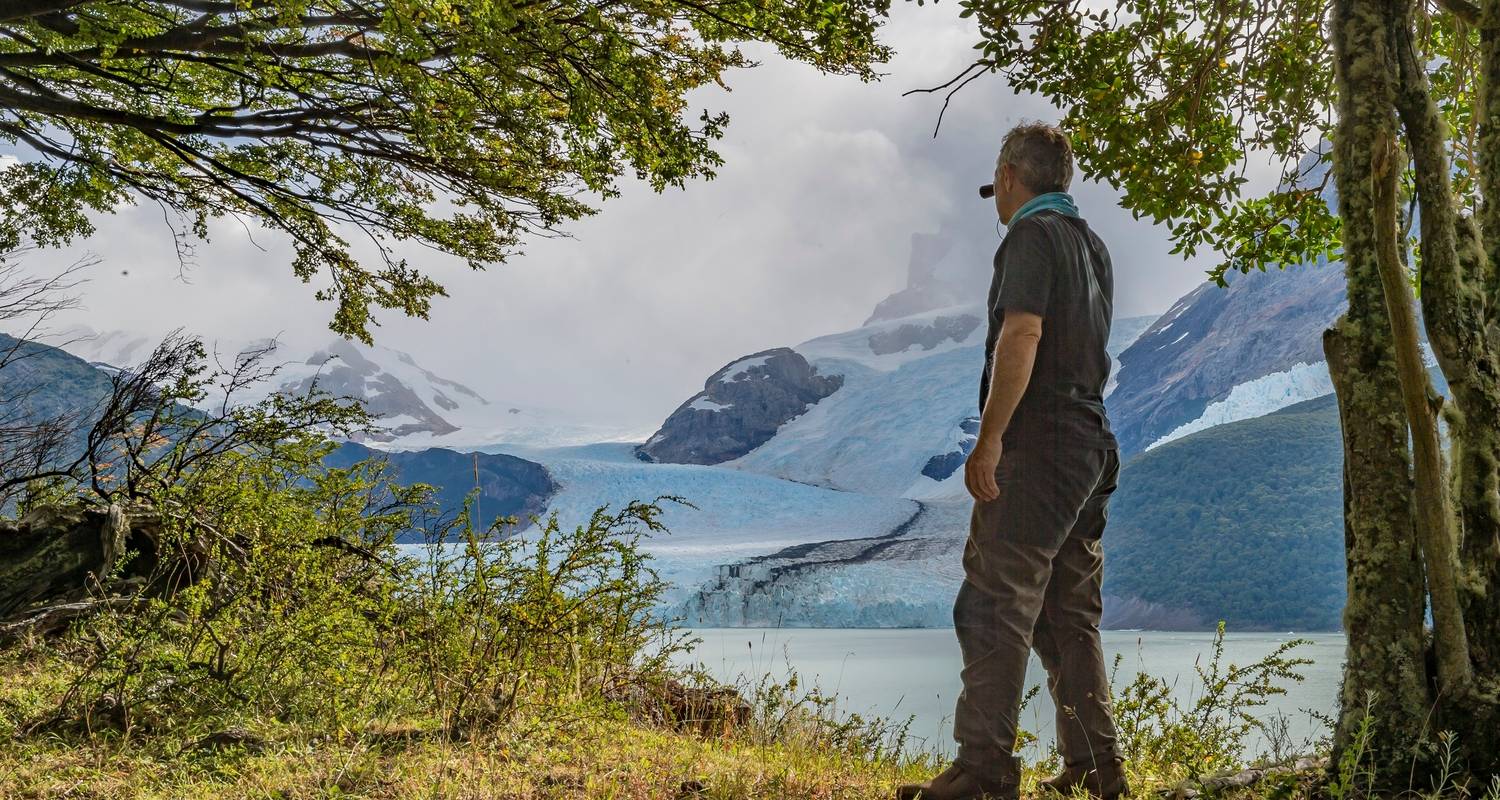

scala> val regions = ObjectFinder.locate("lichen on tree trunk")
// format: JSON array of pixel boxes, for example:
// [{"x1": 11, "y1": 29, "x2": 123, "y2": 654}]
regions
[
  {"x1": 0, "y1": 503, "x2": 163, "y2": 636},
  {"x1": 1368, "y1": 133, "x2": 1473, "y2": 694},
  {"x1": 1392, "y1": 0, "x2": 1500, "y2": 679},
  {"x1": 1327, "y1": 0, "x2": 1436, "y2": 778}
]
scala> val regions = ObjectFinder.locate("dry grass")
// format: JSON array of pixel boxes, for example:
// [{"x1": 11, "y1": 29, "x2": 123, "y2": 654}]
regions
[{"x1": 0, "y1": 716, "x2": 937, "y2": 800}]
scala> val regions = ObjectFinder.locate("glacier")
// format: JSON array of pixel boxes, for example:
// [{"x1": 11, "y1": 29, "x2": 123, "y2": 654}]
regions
[
  {"x1": 1144, "y1": 361, "x2": 1335, "y2": 451},
  {"x1": 523, "y1": 443, "x2": 927, "y2": 613},
  {"x1": 510, "y1": 305, "x2": 1160, "y2": 627}
]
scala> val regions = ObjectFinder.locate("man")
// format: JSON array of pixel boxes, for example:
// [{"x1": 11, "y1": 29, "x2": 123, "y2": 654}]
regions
[{"x1": 898, "y1": 123, "x2": 1127, "y2": 800}]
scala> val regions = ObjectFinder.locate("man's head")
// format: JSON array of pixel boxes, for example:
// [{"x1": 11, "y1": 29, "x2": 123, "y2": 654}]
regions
[{"x1": 990, "y1": 122, "x2": 1074, "y2": 225}]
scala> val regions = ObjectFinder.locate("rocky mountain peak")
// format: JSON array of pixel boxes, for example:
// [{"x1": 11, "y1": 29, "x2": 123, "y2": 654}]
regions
[
  {"x1": 634, "y1": 348, "x2": 844, "y2": 465},
  {"x1": 1108, "y1": 258, "x2": 1348, "y2": 455}
]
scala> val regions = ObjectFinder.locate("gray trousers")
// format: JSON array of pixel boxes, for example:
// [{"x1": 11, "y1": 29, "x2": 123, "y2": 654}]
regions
[{"x1": 952, "y1": 441, "x2": 1121, "y2": 781}]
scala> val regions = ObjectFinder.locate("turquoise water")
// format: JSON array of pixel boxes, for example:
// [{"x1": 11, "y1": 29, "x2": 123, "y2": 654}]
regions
[{"x1": 674, "y1": 628, "x2": 1345, "y2": 760}]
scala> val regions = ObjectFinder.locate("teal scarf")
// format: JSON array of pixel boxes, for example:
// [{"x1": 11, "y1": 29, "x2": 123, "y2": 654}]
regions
[{"x1": 1008, "y1": 191, "x2": 1079, "y2": 226}]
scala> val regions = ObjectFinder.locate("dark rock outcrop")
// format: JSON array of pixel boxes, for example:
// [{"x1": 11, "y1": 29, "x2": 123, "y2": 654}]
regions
[
  {"x1": 635, "y1": 348, "x2": 843, "y2": 465},
  {"x1": 868, "y1": 314, "x2": 981, "y2": 356},
  {"x1": 920, "y1": 416, "x2": 980, "y2": 481},
  {"x1": 326, "y1": 443, "x2": 556, "y2": 539}
]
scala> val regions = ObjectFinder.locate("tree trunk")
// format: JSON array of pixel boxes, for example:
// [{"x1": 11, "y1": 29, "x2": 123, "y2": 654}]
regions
[
  {"x1": 1455, "y1": 0, "x2": 1500, "y2": 680},
  {"x1": 1368, "y1": 133, "x2": 1473, "y2": 694},
  {"x1": 1395, "y1": 0, "x2": 1500, "y2": 673},
  {"x1": 1323, "y1": 326, "x2": 1433, "y2": 778},
  {"x1": 0, "y1": 503, "x2": 162, "y2": 621},
  {"x1": 1328, "y1": 0, "x2": 1436, "y2": 782}
]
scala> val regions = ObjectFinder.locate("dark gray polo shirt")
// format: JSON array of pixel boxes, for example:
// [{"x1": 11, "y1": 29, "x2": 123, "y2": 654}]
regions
[{"x1": 978, "y1": 209, "x2": 1118, "y2": 449}]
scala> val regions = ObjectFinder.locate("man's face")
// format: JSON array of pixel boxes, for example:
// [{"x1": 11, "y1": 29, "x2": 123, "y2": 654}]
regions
[{"x1": 992, "y1": 160, "x2": 1031, "y2": 226}]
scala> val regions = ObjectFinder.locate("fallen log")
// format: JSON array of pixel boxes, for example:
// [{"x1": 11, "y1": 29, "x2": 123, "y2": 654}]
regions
[{"x1": 0, "y1": 502, "x2": 164, "y2": 635}]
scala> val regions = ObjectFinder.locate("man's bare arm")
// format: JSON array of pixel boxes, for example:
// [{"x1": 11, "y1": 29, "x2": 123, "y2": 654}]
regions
[
  {"x1": 979, "y1": 310, "x2": 1043, "y2": 442},
  {"x1": 965, "y1": 309, "x2": 1043, "y2": 502}
]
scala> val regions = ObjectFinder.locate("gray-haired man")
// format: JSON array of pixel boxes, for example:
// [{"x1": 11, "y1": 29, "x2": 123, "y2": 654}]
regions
[{"x1": 898, "y1": 123, "x2": 1128, "y2": 800}]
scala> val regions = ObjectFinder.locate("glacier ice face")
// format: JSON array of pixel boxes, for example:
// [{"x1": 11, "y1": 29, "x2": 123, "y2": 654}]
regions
[
  {"x1": 525, "y1": 445, "x2": 922, "y2": 611},
  {"x1": 675, "y1": 498, "x2": 972, "y2": 628},
  {"x1": 1144, "y1": 361, "x2": 1335, "y2": 451}
]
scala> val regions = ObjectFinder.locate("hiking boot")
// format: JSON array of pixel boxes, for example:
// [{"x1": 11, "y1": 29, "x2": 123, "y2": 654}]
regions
[
  {"x1": 1039, "y1": 756, "x2": 1128, "y2": 799},
  {"x1": 896, "y1": 758, "x2": 1021, "y2": 800}
]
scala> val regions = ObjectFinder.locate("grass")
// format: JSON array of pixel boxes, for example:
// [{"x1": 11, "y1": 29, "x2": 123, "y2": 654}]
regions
[
  {"x1": 6, "y1": 647, "x2": 1496, "y2": 799},
  {"x1": 0, "y1": 620, "x2": 1335, "y2": 799},
  {"x1": 0, "y1": 718, "x2": 933, "y2": 799},
  {"x1": 0, "y1": 649, "x2": 940, "y2": 800}
]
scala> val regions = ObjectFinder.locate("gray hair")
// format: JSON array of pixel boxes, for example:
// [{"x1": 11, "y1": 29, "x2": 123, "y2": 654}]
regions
[{"x1": 997, "y1": 122, "x2": 1074, "y2": 193}]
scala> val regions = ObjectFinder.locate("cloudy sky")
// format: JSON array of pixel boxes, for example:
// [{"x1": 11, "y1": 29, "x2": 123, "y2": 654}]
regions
[{"x1": 10, "y1": 5, "x2": 1221, "y2": 437}]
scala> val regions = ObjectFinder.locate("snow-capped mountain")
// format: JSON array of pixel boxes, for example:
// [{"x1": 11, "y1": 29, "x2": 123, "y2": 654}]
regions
[
  {"x1": 0, "y1": 332, "x2": 560, "y2": 537},
  {"x1": 1107, "y1": 258, "x2": 1349, "y2": 455},
  {"x1": 52, "y1": 326, "x2": 641, "y2": 448},
  {"x1": 271, "y1": 338, "x2": 491, "y2": 442},
  {"x1": 57, "y1": 325, "x2": 494, "y2": 443},
  {"x1": 640, "y1": 303, "x2": 1153, "y2": 501}
]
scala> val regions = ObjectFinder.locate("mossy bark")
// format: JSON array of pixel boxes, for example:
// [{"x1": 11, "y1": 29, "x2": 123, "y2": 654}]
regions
[
  {"x1": 1368, "y1": 133, "x2": 1473, "y2": 694},
  {"x1": 1328, "y1": 0, "x2": 1435, "y2": 779},
  {"x1": 1396, "y1": 0, "x2": 1500, "y2": 680},
  {"x1": 1332, "y1": 0, "x2": 1500, "y2": 775},
  {"x1": 0, "y1": 502, "x2": 170, "y2": 643},
  {"x1": 1455, "y1": 0, "x2": 1500, "y2": 682}
]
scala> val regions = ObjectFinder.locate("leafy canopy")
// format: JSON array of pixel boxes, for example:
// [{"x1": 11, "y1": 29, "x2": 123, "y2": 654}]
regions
[
  {"x1": 925, "y1": 0, "x2": 1488, "y2": 283},
  {"x1": 0, "y1": 0, "x2": 892, "y2": 340}
]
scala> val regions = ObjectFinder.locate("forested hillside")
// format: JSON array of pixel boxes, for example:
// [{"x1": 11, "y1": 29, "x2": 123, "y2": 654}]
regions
[{"x1": 1105, "y1": 394, "x2": 1345, "y2": 631}]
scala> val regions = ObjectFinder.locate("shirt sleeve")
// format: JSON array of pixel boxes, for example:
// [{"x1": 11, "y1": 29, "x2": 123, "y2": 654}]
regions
[{"x1": 993, "y1": 219, "x2": 1054, "y2": 318}]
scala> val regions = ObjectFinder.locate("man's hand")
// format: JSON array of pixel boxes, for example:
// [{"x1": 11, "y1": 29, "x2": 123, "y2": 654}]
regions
[{"x1": 964, "y1": 437, "x2": 1004, "y2": 503}]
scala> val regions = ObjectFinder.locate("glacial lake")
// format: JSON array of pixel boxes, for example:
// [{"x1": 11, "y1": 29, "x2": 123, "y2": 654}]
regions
[{"x1": 672, "y1": 629, "x2": 1346, "y2": 761}]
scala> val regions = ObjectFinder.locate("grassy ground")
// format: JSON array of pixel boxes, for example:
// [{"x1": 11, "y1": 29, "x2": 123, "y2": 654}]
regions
[
  {"x1": 2, "y1": 717, "x2": 947, "y2": 799},
  {"x1": 5, "y1": 656, "x2": 1489, "y2": 800},
  {"x1": 0, "y1": 651, "x2": 946, "y2": 800}
]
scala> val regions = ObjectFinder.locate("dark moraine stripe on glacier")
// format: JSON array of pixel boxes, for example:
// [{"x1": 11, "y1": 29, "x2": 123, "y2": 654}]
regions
[
  {"x1": 680, "y1": 501, "x2": 937, "y2": 626},
  {"x1": 634, "y1": 347, "x2": 843, "y2": 465},
  {"x1": 867, "y1": 314, "x2": 981, "y2": 356}
]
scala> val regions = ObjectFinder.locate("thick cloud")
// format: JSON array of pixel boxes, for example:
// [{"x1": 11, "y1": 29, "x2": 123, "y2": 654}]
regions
[{"x1": 6, "y1": 5, "x2": 1225, "y2": 435}]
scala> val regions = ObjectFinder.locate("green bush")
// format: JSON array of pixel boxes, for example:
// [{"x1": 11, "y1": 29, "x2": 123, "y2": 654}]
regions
[
  {"x1": 1, "y1": 337, "x2": 689, "y2": 744},
  {"x1": 1108, "y1": 622, "x2": 1314, "y2": 788}
]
